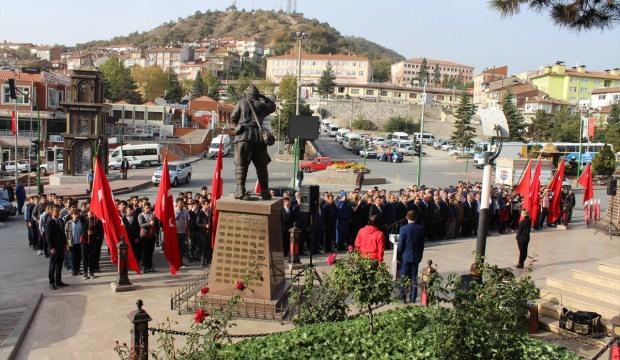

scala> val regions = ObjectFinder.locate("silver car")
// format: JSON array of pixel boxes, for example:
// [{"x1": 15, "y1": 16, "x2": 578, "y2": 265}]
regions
[{"x1": 152, "y1": 161, "x2": 192, "y2": 187}]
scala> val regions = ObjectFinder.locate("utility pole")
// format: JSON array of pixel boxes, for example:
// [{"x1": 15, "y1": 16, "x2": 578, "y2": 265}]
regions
[
  {"x1": 416, "y1": 81, "x2": 427, "y2": 186},
  {"x1": 293, "y1": 32, "x2": 306, "y2": 116}
]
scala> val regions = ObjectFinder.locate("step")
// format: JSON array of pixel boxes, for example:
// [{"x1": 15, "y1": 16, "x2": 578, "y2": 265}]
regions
[
  {"x1": 598, "y1": 260, "x2": 620, "y2": 277},
  {"x1": 539, "y1": 288, "x2": 619, "y2": 320},
  {"x1": 571, "y1": 269, "x2": 620, "y2": 292},
  {"x1": 538, "y1": 315, "x2": 610, "y2": 348},
  {"x1": 538, "y1": 300, "x2": 563, "y2": 320},
  {"x1": 538, "y1": 315, "x2": 561, "y2": 333},
  {"x1": 545, "y1": 277, "x2": 620, "y2": 306}
]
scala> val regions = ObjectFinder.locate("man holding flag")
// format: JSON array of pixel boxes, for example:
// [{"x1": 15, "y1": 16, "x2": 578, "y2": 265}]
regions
[
  {"x1": 547, "y1": 158, "x2": 566, "y2": 226},
  {"x1": 90, "y1": 156, "x2": 141, "y2": 274},
  {"x1": 154, "y1": 157, "x2": 182, "y2": 275},
  {"x1": 210, "y1": 141, "x2": 224, "y2": 250}
]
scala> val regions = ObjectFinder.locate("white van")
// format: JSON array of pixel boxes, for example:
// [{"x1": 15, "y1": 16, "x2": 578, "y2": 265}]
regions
[
  {"x1": 321, "y1": 119, "x2": 331, "y2": 132},
  {"x1": 208, "y1": 135, "x2": 231, "y2": 158},
  {"x1": 414, "y1": 132, "x2": 435, "y2": 145},
  {"x1": 329, "y1": 125, "x2": 340, "y2": 137},
  {"x1": 109, "y1": 144, "x2": 161, "y2": 166},
  {"x1": 342, "y1": 132, "x2": 361, "y2": 150},
  {"x1": 392, "y1": 132, "x2": 411, "y2": 142},
  {"x1": 336, "y1": 128, "x2": 351, "y2": 143}
]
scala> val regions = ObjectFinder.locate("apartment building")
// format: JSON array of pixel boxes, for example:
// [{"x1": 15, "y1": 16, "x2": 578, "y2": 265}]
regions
[
  {"x1": 473, "y1": 66, "x2": 508, "y2": 108},
  {"x1": 266, "y1": 53, "x2": 371, "y2": 84},
  {"x1": 530, "y1": 62, "x2": 620, "y2": 105},
  {"x1": 591, "y1": 87, "x2": 620, "y2": 110},
  {"x1": 391, "y1": 58, "x2": 474, "y2": 86}
]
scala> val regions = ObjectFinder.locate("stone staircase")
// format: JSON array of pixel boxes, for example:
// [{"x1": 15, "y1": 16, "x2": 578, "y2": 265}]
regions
[{"x1": 538, "y1": 257, "x2": 620, "y2": 334}]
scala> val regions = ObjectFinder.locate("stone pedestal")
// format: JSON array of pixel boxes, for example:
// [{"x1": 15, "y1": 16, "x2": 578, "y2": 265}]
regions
[
  {"x1": 205, "y1": 196, "x2": 290, "y2": 319},
  {"x1": 49, "y1": 172, "x2": 120, "y2": 186}
]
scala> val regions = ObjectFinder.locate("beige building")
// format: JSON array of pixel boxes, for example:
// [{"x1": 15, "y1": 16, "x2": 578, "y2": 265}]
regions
[
  {"x1": 391, "y1": 58, "x2": 474, "y2": 86},
  {"x1": 266, "y1": 53, "x2": 371, "y2": 84},
  {"x1": 472, "y1": 66, "x2": 508, "y2": 108}
]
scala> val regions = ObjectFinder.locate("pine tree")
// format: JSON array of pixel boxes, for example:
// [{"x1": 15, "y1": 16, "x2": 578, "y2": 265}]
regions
[
  {"x1": 203, "y1": 71, "x2": 221, "y2": 100},
  {"x1": 192, "y1": 71, "x2": 206, "y2": 97},
  {"x1": 317, "y1": 62, "x2": 336, "y2": 97},
  {"x1": 451, "y1": 93, "x2": 477, "y2": 149},
  {"x1": 527, "y1": 110, "x2": 553, "y2": 141},
  {"x1": 418, "y1": 58, "x2": 429, "y2": 85},
  {"x1": 433, "y1": 65, "x2": 441, "y2": 87},
  {"x1": 164, "y1": 69, "x2": 183, "y2": 103},
  {"x1": 592, "y1": 144, "x2": 617, "y2": 176},
  {"x1": 502, "y1": 91, "x2": 526, "y2": 141}
]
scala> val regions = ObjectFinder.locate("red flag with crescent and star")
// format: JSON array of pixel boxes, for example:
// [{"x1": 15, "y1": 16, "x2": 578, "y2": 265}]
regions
[
  {"x1": 90, "y1": 157, "x2": 140, "y2": 273},
  {"x1": 577, "y1": 163, "x2": 594, "y2": 204},
  {"x1": 154, "y1": 157, "x2": 181, "y2": 275},
  {"x1": 547, "y1": 158, "x2": 566, "y2": 224},
  {"x1": 210, "y1": 140, "x2": 224, "y2": 249}
]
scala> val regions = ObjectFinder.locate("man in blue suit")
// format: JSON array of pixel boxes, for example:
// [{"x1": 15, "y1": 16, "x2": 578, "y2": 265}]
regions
[{"x1": 397, "y1": 210, "x2": 426, "y2": 303}]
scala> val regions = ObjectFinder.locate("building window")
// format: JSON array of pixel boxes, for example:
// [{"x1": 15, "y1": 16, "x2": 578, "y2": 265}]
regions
[
  {"x1": 2, "y1": 85, "x2": 30, "y2": 105},
  {"x1": 570, "y1": 87, "x2": 577, "y2": 93},
  {"x1": 380, "y1": 90, "x2": 388, "y2": 96},
  {"x1": 598, "y1": 94, "x2": 606, "y2": 100},
  {"x1": 409, "y1": 93, "x2": 417, "y2": 98},
  {"x1": 350, "y1": 89, "x2": 360, "y2": 95},
  {"x1": 124, "y1": 111, "x2": 133, "y2": 119},
  {"x1": 580, "y1": 87, "x2": 588, "y2": 93},
  {"x1": 148, "y1": 112, "x2": 162, "y2": 121},
  {"x1": 604, "y1": 80, "x2": 612, "y2": 87},
  {"x1": 436, "y1": 95, "x2": 444, "y2": 100},
  {"x1": 134, "y1": 111, "x2": 145, "y2": 120},
  {"x1": 338, "y1": 87, "x2": 345, "y2": 93},
  {"x1": 394, "y1": 92, "x2": 401, "y2": 98},
  {"x1": 112, "y1": 110, "x2": 122, "y2": 120},
  {"x1": 366, "y1": 89, "x2": 374, "y2": 95}
]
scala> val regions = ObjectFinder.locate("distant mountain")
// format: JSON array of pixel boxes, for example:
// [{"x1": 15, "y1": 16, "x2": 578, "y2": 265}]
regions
[{"x1": 77, "y1": 9, "x2": 405, "y2": 81}]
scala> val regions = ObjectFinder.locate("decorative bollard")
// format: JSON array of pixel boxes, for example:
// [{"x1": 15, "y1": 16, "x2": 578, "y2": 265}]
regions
[
  {"x1": 420, "y1": 260, "x2": 437, "y2": 307},
  {"x1": 128, "y1": 299, "x2": 152, "y2": 360},
  {"x1": 111, "y1": 236, "x2": 135, "y2": 292},
  {"x1": 610, "y1": 315, "x2": 620, "y2": 360},
  {"x1": 288, "y1": 222, "x2": 302, "y2": 264}
]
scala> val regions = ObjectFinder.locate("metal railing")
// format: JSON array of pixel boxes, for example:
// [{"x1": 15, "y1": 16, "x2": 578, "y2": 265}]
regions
[{"x1": 170, "y1": 271, "x2": 209, "y2": 314}]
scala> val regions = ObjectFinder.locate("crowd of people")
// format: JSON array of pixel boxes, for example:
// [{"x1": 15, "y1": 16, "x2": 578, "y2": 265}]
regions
[{"x1": 3, "y1": 176, "x2": 579, "y2": 292}]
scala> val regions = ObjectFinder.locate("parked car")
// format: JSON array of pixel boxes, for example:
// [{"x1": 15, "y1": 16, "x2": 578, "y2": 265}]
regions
[
  {"x1": 299, "y1": 156, "x2": 341, "y2": 173},
  {"x1": 40, "y1": 162, "x2": 64, "y2": 175},
  {"x1": 152, "y1": 161, "x2": 192, "y2": 187},
  {"x1": 109, "y1": 156, "x2": 145, "y2": 170},
  {"x1": 371, "y1": 137, "x2": 387, "y2": 147},
  {"x1": 400, "y1": 146, "x2": 425, "y2": 156},
  {"x1": 0, "y1": 198, "x2": 17, "y2": 220},
  {"x1": 440, "y1": 143, "x2": 455, "y2": 151},
  {"x1": 433, "y1": 139, "x2": 450, "y2": 149},
  {"x1": 3, "y1": 160, "x2": 30, "y2": 173},
  {"x1": 377, "y1": 151, "x2": 404, "y2": 163},
  {"x1": 359, "y1": 146, "x2": 378, "y2": 159},
  {"x1": 449, "y1": 147, "x2": 474, "y2": 157}
]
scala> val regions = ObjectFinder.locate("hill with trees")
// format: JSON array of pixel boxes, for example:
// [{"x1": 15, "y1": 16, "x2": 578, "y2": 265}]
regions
[{"x1": 76, "y1": 8, "x2": 404, "y2": 81}]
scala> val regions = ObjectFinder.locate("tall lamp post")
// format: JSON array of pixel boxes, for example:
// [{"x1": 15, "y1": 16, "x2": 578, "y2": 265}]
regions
[
  {"x1": 576, "y1": 105, "x2": 591, "y2": 178},
  {"x1": 417, "y1": 81, "x2": 427, "y2": 186},
  {"x1": 291, "y1": 31, "x2": 307, "y2": 187}
]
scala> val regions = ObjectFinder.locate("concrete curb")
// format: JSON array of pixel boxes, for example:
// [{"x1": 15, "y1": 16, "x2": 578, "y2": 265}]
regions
[{"x1": 0, "y1": 293, "x2": 43, "y2": 360}]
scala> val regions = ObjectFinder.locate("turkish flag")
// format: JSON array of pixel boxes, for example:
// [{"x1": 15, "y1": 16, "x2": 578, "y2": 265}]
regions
[
  {"x1": 210, "y1": 141, "x2": 224, "y2": 248},
  {"x1": 154, "y1": 157, "x2": 181, "y2": 275},
  {"x1": 529, "y1": 158, "x2": 542, "y2": 227},
  {"x1": 577, "y1": 163, "x2": 594, "y2": 204},
  {"x1": 11, "y1": 111, "x2": 17, "y2": 135},
  {"x1": 90, "y1": 157, "x2": 141, "y2": 273},
  {"x1": 547, "y1": 158, "x2": 566, "y2": 224},
  {"x1": 514, "y1": 159, "x2": 532, "y2": 213}
]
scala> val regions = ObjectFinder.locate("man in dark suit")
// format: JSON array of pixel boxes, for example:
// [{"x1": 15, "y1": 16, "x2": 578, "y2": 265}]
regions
[
  {"x1": 516, "y1": 209, "x2": 532, "y2": 269},
  {"x1": 46, "y1": 205, "x2": 67, "y2": 290},
  {"x1": 280, "y1": 197, "x2": 295, "y2": 257},
  {"x1": 461, "y1": 193, "x2": 475, "y2": 237},
  {"x1": 321, "y1": 194, "x2": 338, "y2": 252},
  {"x1": 397, "y1": 210, "x2": 426, "y2": 303}
]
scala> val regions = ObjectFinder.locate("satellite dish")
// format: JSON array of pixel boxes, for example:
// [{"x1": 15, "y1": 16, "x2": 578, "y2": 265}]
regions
[{"x1": 479, "y1": 108, "x2": 510, "y2": 139}]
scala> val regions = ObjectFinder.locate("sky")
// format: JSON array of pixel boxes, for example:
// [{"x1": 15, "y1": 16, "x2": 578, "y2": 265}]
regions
[{"x1": 1, "y1": 0, "x2": 619, "y2": 74}]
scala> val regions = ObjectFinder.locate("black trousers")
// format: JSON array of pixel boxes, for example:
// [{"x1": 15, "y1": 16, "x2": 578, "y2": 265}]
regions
[
  {"x1": 190, "y1": 231, "x2": 201, "y2": 259},
  {"x1": 141, "y1": 236, "x2": 155, "y2": 270},
  {"x1": 82, "y1": 243, "x2": 96, "y2": 276},
  {"x1": 28, "y1": 224, "x2": 38, "y2": 248},
  {"x1": 177, "y1": 233, "x2": 187, "y2": 261},
  {"x1": 48, "y1": 251, "x2": 64, "y2": 285},
  {"x1": 234, "y1": 140, "x2": 271, "y2": 195},
  {"x1": 94, "y1": 237, "x2": 103, "y2": 270},
  {"x1": 70, "y1": 244, "x2": 82, "y2": 274},
  {"x1": 130, "y1": 238, "x2": 142, "y2": 264},
  {"x1": 282, "y1": 230, "x2": 290, "y2": 257},
  {"x1": 517, "y1": 239, "x2": 529, "y2": 265},
  {"x1": 199, "y1": 232, "x2": 212, "y2": 265}
]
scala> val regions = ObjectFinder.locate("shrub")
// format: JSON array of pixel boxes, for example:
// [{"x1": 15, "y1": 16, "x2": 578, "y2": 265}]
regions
[
  {"x1": 220, "y1": 306, "x2": 580, "y2": 360},
  {"x1": 383, "y1": 115, "x2": 419, "y2": 134},
  {"x1": 351, "y1": 115, "x2": 377, "y2": 131},
  {"x1": 592, "y1": 143, "x2": 617, "y2": 176},
  {"x1": 289, "y1": 268, "x2": 349, "y2": 326}
]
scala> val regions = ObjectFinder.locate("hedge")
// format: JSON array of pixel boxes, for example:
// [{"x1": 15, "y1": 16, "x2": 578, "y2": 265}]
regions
[{"x1": 219, "y1": 306, "x2": 579, "y2": 360}]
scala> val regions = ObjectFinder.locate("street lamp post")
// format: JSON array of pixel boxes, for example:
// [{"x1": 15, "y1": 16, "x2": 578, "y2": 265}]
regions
[
  {"x1": 417, "y1": 81, "x2": 427, "y2": 186},
  {"x1": 291, "y1": 31, "x2": 306, "y2": 187}
]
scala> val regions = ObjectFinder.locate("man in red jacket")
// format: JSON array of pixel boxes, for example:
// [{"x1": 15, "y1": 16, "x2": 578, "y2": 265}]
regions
[{"x1": 354, "y1": 214, "x2": 385, "y2": 262}]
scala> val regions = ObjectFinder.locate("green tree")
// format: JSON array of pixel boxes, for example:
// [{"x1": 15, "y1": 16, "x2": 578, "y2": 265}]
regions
[
  {"x1": 131, "y1": 66, "x2": 169, "y2": 101},
  {"x1": 100, "y1": 57, "x2": 142, "y2": 103},
  {"x1": 502, "y1": 91, "x2": 526, "y2": 141},
  {"x1": 351, "y1": 115, "x2": 377, "y2": 131},
  {"x1": 274, "y1": 75, "x2": 312, "y2": 139},
  {"x1": 592, "y1": 144, "x2": 617, "y2": 176},
  {"x1": 433, "y1": 65, "x2": 441, "y2": 87},
  {"x1": 372, "y1": 60, "x2": 391, "y2": 82},
  {"x1": 383, "y1": 116, "x2": 419, "y2": 134},
  {"x1": 451, "y1": 93, "x2": 477, "y2": 149},
  {"x1": 192, "y1": 71, "x2": 206, "y2": 97},
  {"x1": 14, "y1": 46, "x2": 34, "y2": 60},
  {"x1": 551, "y1": 107, "x2": 581, "y2": 142},
  {"x1": 491, "y1": 0, "x2": 620, "y2": 31},
  {"x1": 602, "y1": 104, "x2": 620, "y2": 152},
  {"x1": 527, "y1": 110, "x2": 554, "y2": 141},
  {"x1": 203, "y1": 71, "x2": 222, "y2": 100},
  {"x1": 164, "y1": 68, "x2": 183, "y2": 103},
  {"x1": 317, "y1": 62, "x2": 336, "y2": 97},
  {"x1": 417, "y1": 58, "x2": 429, "y2": 85}
]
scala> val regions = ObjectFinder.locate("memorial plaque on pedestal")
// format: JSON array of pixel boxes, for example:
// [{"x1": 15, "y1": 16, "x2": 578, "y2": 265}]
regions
[{"x1": 205, "y1": 196, "x2": 290, "y2": 319}]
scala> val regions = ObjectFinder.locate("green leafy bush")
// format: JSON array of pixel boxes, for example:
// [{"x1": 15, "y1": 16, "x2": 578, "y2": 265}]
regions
[
  {"x1": 220, "y1": 306, "x2": 579, "y2": 360},
  {"x1": 289, "y1": 268, "x2": 349, "y2": 326},
  {"x1": 383, "y1": 115, "x2": 419, "y2": 134},
  {"x1": 351, "y1": 115, "x2": 377, "y2": 131}
]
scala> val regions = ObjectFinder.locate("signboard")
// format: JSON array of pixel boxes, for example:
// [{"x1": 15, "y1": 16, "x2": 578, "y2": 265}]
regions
[
  {"x1": 49, "y1": 135, "x2": 64, "y2": 143},
  {"x1": 495, "y1": 158, "x2": 554, "y2": 186}
]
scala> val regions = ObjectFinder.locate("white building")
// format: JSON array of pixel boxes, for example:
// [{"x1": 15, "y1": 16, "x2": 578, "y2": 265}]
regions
[
  {"x1": 591, "y1": 87, "x2": 620, "y2": 110},
  {"x1": 266, "y1": 53, "x2": 371, "y2": 85}
]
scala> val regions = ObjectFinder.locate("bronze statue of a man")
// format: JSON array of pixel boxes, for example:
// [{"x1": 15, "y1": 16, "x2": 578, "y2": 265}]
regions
[{"x1": 231, "y1": 85, "x2": 276, "y2": 200}]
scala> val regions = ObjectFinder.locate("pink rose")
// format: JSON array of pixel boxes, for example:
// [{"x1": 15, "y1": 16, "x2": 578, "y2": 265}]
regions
[
  {"x1": 327, "y1": 253, "x2": 337, "y2": 265},
  {"x1": 347, "y1": 245, "x2": 354, "y2": 253},
  {"x1": 235, "y1": 280, "x2": 246, "y2": 291},
  {"x1": 194, "y1": 308, "x2": 207, "y2": 323}
]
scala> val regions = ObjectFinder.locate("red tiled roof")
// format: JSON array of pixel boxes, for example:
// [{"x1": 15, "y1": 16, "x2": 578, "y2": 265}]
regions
[
  {"x1": 592, "y1": 87, "x2": 620, "y2": 94},
  {"x1": 480, "y1": 66, "x2": 508, "y2": 76},
  {"x1": 192, "y1": 96, "x2": 217, "y2": 102},
  {"x1": 402, "y1": 58, "x2": 474, "y2": 69},
  {"x1": 0, "y1": 71, "x2": 46, "y2": 82}
]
